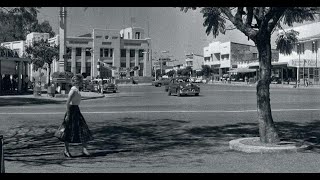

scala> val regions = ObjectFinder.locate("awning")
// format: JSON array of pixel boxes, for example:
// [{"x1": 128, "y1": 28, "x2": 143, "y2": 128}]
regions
[
  {"x1": 248, "y1": 61, "x2": 288, "y2": 69},
  {"x1": 228, "y1": 68, "x2": 257, "y2": 73}
]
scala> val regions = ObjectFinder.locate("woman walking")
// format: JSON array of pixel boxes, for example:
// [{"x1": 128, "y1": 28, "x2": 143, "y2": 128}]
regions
[{"x1": 56, "y1": 74, "x2": 93, "y2": 158}]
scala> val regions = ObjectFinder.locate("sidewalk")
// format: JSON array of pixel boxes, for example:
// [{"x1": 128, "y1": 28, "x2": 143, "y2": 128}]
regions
[
  {"x1": 0, "y1": 91, "x2": 105, "y2": 101},
  {"x1": 207, "y1": 81, "x2": 320, "y2": 89}
]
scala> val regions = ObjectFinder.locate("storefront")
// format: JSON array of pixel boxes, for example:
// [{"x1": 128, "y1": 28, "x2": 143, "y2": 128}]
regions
[
  {"x1": 288, "y1": 59, "x2": 320, "y2": 85},
  {"x1": 0, "y1": 56, "x2": 31, "y2": 95}
]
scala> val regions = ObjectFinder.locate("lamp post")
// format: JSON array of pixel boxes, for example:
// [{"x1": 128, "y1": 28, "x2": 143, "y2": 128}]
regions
[
  {"x1": 313, "y1": 41, "x2": 318, "y2": 84},
  {"x1": 297, "y1": 43, "x2": 300, "y2": 87}
]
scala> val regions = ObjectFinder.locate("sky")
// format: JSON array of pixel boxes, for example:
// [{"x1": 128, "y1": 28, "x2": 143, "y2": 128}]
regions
[{"x1": 37, "y1": 7, "x2": 300, "y2": 64}]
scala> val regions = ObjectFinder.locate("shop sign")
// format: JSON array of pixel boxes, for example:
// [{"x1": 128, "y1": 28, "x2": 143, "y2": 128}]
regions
[{"x1": 288, "y1": 59, "x2": 320, "y2": 67}]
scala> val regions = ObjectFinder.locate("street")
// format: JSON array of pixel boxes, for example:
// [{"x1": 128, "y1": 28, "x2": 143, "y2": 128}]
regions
[{"x1": 1, "y1": 84, "x2": 320, "y2": 172}]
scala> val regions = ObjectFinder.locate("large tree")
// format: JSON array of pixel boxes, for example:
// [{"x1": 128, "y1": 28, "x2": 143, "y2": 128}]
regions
[
  {"x1": 25, "y1": 39, "x2": 59, "y2": 85},
  {"x1": 181, "y1": 7, "x2": 319, "y2": 143},
  {"x1": 0, "y1": 7, "x2": 55, "y2": 43}
]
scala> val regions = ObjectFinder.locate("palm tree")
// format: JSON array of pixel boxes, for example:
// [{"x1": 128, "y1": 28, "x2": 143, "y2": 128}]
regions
[{"x1": 181, "y1": 7, "x2": 319, "y2": 143}]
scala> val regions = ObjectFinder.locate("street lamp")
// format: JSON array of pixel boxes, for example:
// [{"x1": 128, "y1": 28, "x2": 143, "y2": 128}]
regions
[
  {"x1": 297, "y1": 43, "x2": 300, "y2": 87},
  {"x1": 313, "y1": 41, "x2": 318, "y2": 84}
]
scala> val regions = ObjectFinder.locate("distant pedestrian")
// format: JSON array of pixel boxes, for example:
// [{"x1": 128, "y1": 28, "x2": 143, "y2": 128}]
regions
[
  {"x1": 245, "y1": 76, "x2": 248, "y2": 84},
  {"x1": 55, "y1": 74, "x2": 93, "y2": 158}
]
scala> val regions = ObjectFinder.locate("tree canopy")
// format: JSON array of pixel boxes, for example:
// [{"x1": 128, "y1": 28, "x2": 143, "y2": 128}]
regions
[
  {"x1": 25, "y1": 39, "x2": 59, "y2": 71},
  {"x1": 0, "y1": 7, "x2": 55, "y2": 43}
]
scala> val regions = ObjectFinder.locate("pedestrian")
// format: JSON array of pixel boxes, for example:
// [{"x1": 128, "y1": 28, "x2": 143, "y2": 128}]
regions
[{"x1": 56, "y1": 74, "x2": 93, "y2": 158}]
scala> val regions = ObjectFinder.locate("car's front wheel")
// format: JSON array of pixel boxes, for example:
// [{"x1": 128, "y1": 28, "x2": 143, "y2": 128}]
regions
[{"x1": 195, "y1": 93, "x2": 199, "y2": 96}]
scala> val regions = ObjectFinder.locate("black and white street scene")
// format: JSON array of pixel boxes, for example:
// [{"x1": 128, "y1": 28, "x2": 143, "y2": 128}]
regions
[{"x1": 2, "y1": 7, "x2": 320, "y2": 173}]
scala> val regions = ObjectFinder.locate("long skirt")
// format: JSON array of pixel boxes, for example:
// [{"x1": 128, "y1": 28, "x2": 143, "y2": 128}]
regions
[{"x1": 60, "y1": 105, "x2": 94, "y2": 143}]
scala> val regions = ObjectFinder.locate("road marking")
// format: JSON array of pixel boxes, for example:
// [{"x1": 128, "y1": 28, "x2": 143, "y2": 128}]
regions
[{"x1": 0, "y1": 108, "x2": 320, "y2": 115}]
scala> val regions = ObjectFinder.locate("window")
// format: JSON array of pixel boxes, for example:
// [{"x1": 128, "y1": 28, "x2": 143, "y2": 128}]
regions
[
  {"x1": 135, "y1": 32, "x2": 140, "y2": 39},
  {"x1": 66, "y1": 62, "x2": 71, "y2": 72},
  {"x1": 100, "y1": 48, "x2": 103, "y2": 57},
  {"x1": 130, "y1": 63, "x2": 135, "y2": 67},
  {"x1": 85, "y1": 48, "x2": 91, "y2": 56},
  {"x1": 110, "y1": 49, "x2": 113, "y2": 57},
  {"x1": 121, "y1": 49, "x2": 126, "y2": 57},
  {"x1": 312, "y1": 41, "x2": 318, "y2": 53},
  {"x1": 221, "y1": 54, "x2": 229, "y2": 60},
  {"x1": 139, "y1": 49, "x2": 144, "y2": 57},
  {"x1": 120, "y1": 62, "x2": 126, "y2": 67},
  {"x1": 104, "y1": 49, "x2": 109, "y2": 57},
  {"x1": 66, "y1": 47, "x2": 71, "y2": 57},
  {"x1": 252, "y1": 53, "x2": 258, "y2": 59},
  {"x1": 76, "y1": 62, "x2": 81, "y2": 74},
  {"x1": 86, "y1": 62, "x2": 91, "y2": 76},
  {"x1": 76, "y1": 48, "x2": 82, "y2": 56},
  {"x1": 130, "y1": 49, "x2": 135, "y2": 57}
]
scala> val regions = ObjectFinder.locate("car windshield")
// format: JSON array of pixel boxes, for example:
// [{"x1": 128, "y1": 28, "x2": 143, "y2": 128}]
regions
[{"x1": 177, "y1": 78, "x2": 191, "y2": 83}]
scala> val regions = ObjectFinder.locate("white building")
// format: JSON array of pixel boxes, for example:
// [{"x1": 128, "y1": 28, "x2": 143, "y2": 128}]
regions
[
  {"x1": 203, "y1": 41, "x2": 278, "y2": 81},
  {"x1": 279, "y1": 22, "x2": 320, "y2": 85},
  {"x1": 50, "y1": 26, "x2": 152, "y2": 79}
]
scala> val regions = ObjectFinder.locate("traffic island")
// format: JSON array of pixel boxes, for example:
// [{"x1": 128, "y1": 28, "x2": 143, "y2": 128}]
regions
[{"x1": 229, "y1": 137, "x2": 309, "y2": 153}]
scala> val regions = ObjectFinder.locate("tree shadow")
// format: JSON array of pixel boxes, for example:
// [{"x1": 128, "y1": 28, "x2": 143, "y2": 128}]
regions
[
  {"x1": 2, "y1": 118, "x2": 320, "y2": 167},
  {"x1": 0, "y1": 97, "x2": 64, "y2": 106}
]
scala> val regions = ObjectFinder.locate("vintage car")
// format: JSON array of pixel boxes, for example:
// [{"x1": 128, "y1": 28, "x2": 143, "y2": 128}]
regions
[
  {"x1": 167, "y1": 77, "x2": 200, "y2": 96},
  {"x1": 87, "y1": 79, "x2": 118, "y2": 93},
  {"x1": 152, "y1": 78, "x2": 171, "y2": 87}
]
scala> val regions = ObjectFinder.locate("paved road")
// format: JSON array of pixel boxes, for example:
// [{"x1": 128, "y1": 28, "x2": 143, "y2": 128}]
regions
[{"x1": 1, "y1": 84, "x2": 320, "y2": 173}]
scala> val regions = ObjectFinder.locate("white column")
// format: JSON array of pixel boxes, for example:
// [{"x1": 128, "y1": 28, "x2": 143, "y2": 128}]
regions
[
  {"x1": 126, "y1": 49, "x2": 130, "y2": 77},
  {"x1": 143, "y1": 51, "x2": 147, "y2": 76},
  {"x1": 134, "y1": 49, "x2": 139, "y2": 76},
  {"x1": 71, "y1": 47, "x2": 76, "y2": 74},
  {"x1": 81, "y1": 48, "x2": 86, "y2": 74},
  {"x1": 17, "y1": 61, "x2": 22, "y2": 93}
]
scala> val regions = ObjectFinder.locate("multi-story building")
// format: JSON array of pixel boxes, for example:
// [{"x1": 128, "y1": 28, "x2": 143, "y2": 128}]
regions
[
  {"x1": 185, "y1": 53, "x2": 204, "y2": 71},
  {"x1": 203, "y1": 41, "x2": 279, "y2": 81},
  {"x1": 50, "y1": 26, "x2": 152, "y2": 79},
  {"x1": 279, "y1": 22, "x2": 320, "y2": 85},
  {"x1": 26, "y1": 32, "x2": 50, "y2": 46}
]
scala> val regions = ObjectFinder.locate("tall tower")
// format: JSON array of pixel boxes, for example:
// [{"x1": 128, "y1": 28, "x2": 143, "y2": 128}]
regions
[{"x1": 59, "y1": 7, "x2": 67, "y2": 72}]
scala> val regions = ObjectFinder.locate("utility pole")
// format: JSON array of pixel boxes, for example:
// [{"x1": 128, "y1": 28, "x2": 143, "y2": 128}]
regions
[{"x1": 59, "y1": 7, "x2": 67, "y2": 72}]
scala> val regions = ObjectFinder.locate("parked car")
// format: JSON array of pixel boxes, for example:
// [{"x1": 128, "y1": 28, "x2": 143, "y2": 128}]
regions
[
  {"x1": 99, "y1": 79, "x2": 118, "y2": 93},
  {"x1": 167, "y1": 77, "x2": 200, "y2": 97},
  {"x1": 152, "y1": 78, "x2": 170, "y2": 87},
  {"x1": 88, "y1": 79, "x2": 118, "y2": 93},
  {"x1": 194, "y1": 78, "x2": 203, "y2": 83}
]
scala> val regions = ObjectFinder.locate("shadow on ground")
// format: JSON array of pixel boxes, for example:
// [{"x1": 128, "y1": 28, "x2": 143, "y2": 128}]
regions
[
  {"x1": 0, "y1": 97, "x2": 64, "y2": 106},
  {"x1": 2, "y1": 118, "x2": 320, "y2": 166}
]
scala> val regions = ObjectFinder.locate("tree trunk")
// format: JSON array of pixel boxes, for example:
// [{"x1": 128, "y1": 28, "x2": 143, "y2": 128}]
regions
[
  {"x1": 47, "y1": 64, "x2": 51, "y2": 85},
  {"x1": 256, "y1": 32, "x2": 280, "y2": 144}
]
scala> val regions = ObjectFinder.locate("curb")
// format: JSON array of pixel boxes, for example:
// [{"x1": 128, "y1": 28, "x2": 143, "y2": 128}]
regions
[{"x1": 229, "y1": 137, "x2": 309, "y2": 153}]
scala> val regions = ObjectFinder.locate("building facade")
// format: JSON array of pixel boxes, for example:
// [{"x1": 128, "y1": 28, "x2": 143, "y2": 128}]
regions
[
  {"x1": 50, "y1": 26, "x2": 152, "y2": 79},
  {"x1": 185, "y1": 53, "x2": 204, "y2": 71},
  {"x1": 279, "y1": 22, "x2": 320, "y2": 85},
  {"x1": 203, "y1": 41, "x2": 279, "y2": 81}
]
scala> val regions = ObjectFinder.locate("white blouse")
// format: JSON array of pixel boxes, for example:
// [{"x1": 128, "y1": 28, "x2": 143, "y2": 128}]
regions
[{"x1": 69, "y1": 86, "x2": 81, "y2": 105}]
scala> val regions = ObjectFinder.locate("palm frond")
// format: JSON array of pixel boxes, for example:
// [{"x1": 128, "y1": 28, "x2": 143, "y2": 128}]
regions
[
  {"x1": 282, "y1": 7, "x2": 317, "y2": 26},
  {"x1": 276, "y1": 29, "x2": 299, "y2": 55}
]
